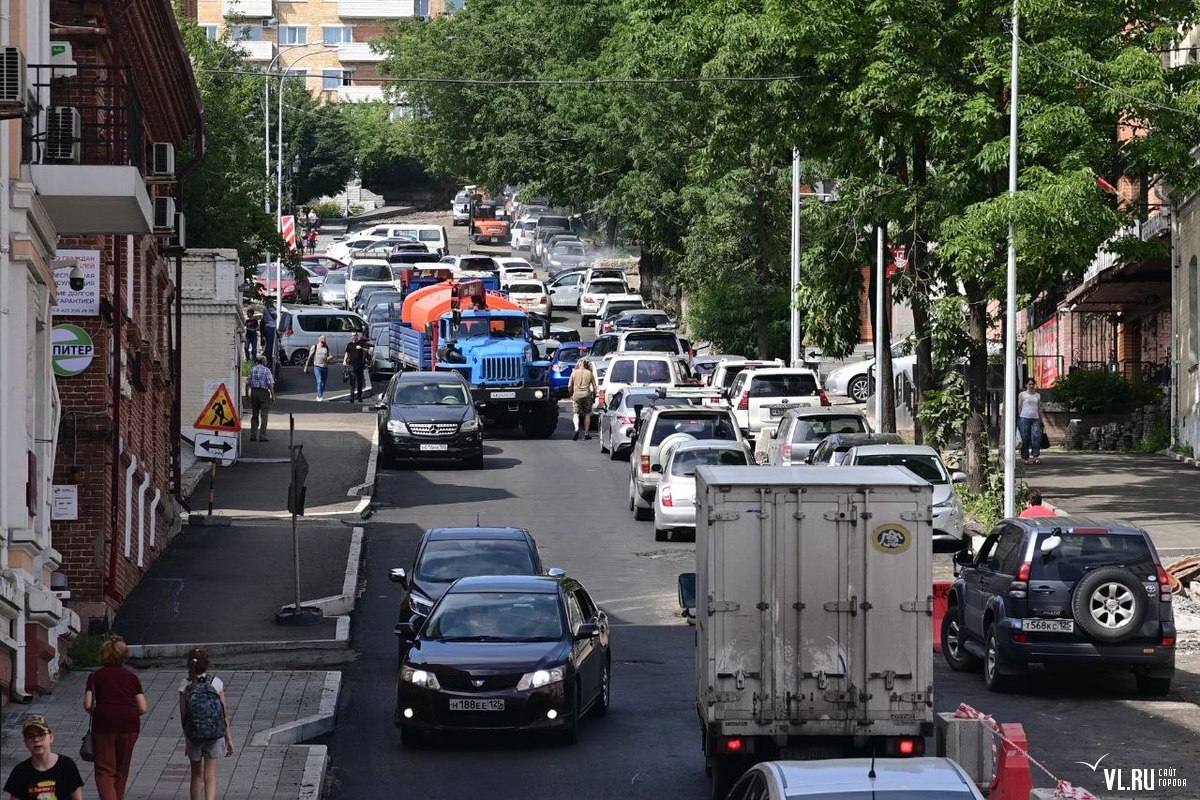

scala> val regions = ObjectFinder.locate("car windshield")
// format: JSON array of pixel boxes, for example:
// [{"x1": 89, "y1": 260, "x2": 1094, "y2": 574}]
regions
[
  {"x1": 509, "y1": 283, "x2": 543, "y2": 294},
  {"x1": 393, "y1": 382, "x2": 471, "y2": 406},
  {"x1": 750, "y1": 373, "x2": 818, "y2": 397},
  {"x1": 556, "y1": 347, "x2": 586, "y2": 364},
  {"x1": 587, "y1": 282, "x2": 626, "y2": 294},
  {"x1": 256, "y1": 266, "x2": 294, "y2": 280},
  {"x1": 425, "y1": 592, "x2": 563, "y2": 642},
  {"x1": 324, "y1": 273, "x2": 346, "y2": 285},
  {"x1": 624, "y1": 333, "x2": 680, "y2": 353},
  {"x1": 854, "y1": 453, "x2": 949, "y2": 484},
  {"x1": 590, "y1": 270, "x2": 624, "y2": 281},
  {"x1": 368, "y1": 307, "x2": 404, "y2": 323},
  {"x1": 791, "y1": 416, "x2": 868, "y2": 442},
  {"x1": 450, "y1": 315, "x2": 527, "y2": 339},
  {"x1": 458, "y1": 257, "x2": 496, "y2": 271},
  {"x1": 650, "y1": 415, "x2": 738, "y2": 445},
  {"x1": 618, "y1": 312, "x2": 670, "y2": 328},
  {"x1": 415, "y1": 540, "x2": 537, "y2": 582},
  {"x1": 351, "y1": 264, "x2": 392, "y2": 281},
  {"x1": 670, "y1": 448, "x2": 748, "y2": 476},
  {"x1": 620, "y1": 392, "x2": 658, "y2": 410},
  {"x1": 1031, "y1": 532, "x2": 1156, "y2": 582},
  {"x1": 553, "y1": 243, "x2": 585, "y2": 256}
]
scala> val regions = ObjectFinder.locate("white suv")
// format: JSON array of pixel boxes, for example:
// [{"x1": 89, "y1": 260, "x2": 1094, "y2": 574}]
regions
[
  {"x1": 728, "y1": 367, "x2": 828, "y2": 434},
  {"x1": 510, "y1": 219, "x2": 536, "y2": 250}
]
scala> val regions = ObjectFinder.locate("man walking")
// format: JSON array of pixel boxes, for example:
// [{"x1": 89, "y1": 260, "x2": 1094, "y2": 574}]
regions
[
  {"x1": 342, "y1": 331, "x2": 373, "y2": 403},
  {"x1": 262, "y1": 300, "x2": 278, "y2": 366},
  {"x1": 247, "y1": 355, "x2": 276, "y2": 441},
  {"x1": 243, "y1": 310, "x2": 259, "y2": 362}
]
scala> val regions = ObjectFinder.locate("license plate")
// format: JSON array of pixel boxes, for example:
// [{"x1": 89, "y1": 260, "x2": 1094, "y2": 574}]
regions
[
  {"x1": 490, "y1": 391, "x2": 516, "y2": 399},
  {"x1": 769, "y1": 405, "x2": 788, "y2": 417},
  {"x1": 449, "y1": 698, "x2": 504, "y2": 712},
  {"x1": 419, "y1": 443, "x2": 449, "y2": 452},
  {"x1": 1023, "y1": 618, "x2": 1074, "y2": 633}
]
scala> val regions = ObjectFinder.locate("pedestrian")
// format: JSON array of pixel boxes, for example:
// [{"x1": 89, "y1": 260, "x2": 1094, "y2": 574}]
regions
[
  {"x1": 83, "y1": 635, "x2": 148, "y2": 800},
  {"x1": 342, "y1": 331, "x2": 373, "y2": 403},
  {"x1": 307, "y1": 228, "x2": 318, "y2": 255},
  {"x1": 3, "y1": 714, "x2": 84, "y2": 800},
  {"x1": 1017, "y1": 377, "x2": 1046, "y2": 465},
  {"x1": 247, "y1": 355, "x2": 275, "y2": 442},
  {"x1": 1018, "y1": 489, "x2": 1056, "y2": 518},
  {"x1": 261, "y1": 299, "x2": 278, "y2": 365},
  {"x1": 303, "y1": 334, "x2": 333, "y2": 401},
  {"x1": 243, "y1": 310, "x2": 259, "y2": 362},
  {"x1": 567, "y1": 359, "x2": 597, "y2": 440},
  {"x1": 307, "y1": 207, "x2": 318, "y2": 230},
  {"x1": 179, "y1": 648, "x2": 234, "y2": 800}
]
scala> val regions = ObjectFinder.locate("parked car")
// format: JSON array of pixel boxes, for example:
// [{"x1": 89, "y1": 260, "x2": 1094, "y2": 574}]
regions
[
  {"x1": 593, "y1": 296, "x2": 649, "y2": 336},
  {"x1": 549, "y1": 342, "x2": 590, "y2": 397},
  {"x1": 943, "y1": 516, "x2": 1175, "y2": 695},
  {"x1": 509, "y1": 219, "x2": 536, "y2": 250},
  {"x1": 318, "y1": 271, "x2": 347, "y2": 307},
  {"x1": 504, "y1": 279, "x2": 552, "y2": 318},
  {"x1": 376, "y1": 371, "x2": 484, "y2": 469},
  {"x1": 326, "y1": 235, "x2": 387, "y2": 263},
  {"x1": 253, "y1": 264, "x2": 311, "y2": 304},
  {"x1": 728, "y1": 368, "x2": 828, "y2": 434},
  {"x1": 840, "y1": 443, "x2": 966, "y2": 544},
  {"x1": 578, "y1": 278, "x2": 631, "y2": 325},
  {"x1": 598, "y1": 308, "x2": 673, "y2": 336},
  {"x1": 346, "y1": 260, "x2": 396, "y2": 308},
  {"x1": 652, "y1": 439, "x2": 751, "y2": 541},
  {"x1": 597, "y1": 387, "x2": 661, "y2": 459},
  {"x1": 824, "y1": 341, "x2": 914, "y2": 402},
  {"x1": 394, "y1": 574, "x2": 611, "y2": 745},
  {"x1": 367, "y1": 223, "x2": 449, "y2": 256},
  {"x1": 759, "y1": 407, "x2": 871, "y2": 466},
  {"x1": 389, "y1": 526, "x2": 547, "y2": 659},
  {"x1": 545, "y1": 240, "x2": 587, "y2": 275},
  {"x1": 598, "y1": 352, "x2": 688, "y2": 410},
  {"x1": 277, "y1": 307, "x2": 365, "y2": 367},
  {"x1": 708, "y1": 358, "x2": 785, "y2": 397},
  {"x1": 806, "y1": 431, "x2": 903, "y2": 465},
  {"x1": 725, "y1": 758, "x2": 985, "y2": 800},
  {"x1": 626, "y1": 404, "x2": 742, "y2": 521}
]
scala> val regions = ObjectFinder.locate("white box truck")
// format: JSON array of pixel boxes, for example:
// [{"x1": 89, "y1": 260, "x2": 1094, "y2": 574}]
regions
[{"x1": 679, "y1": 465, "x2": 936, "y2": 798}]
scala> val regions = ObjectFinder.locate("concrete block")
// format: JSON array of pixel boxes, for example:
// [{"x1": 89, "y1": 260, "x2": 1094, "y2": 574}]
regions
[
  {"x1": 188, "y1": 513, "x2": 232, "y2": 527},
  {"x1": 1030, "y1": 791, "x2": 1059, "y2": 799},
  {"x1": 936, "y1": 711, "x2": 994, "y2": 788}
]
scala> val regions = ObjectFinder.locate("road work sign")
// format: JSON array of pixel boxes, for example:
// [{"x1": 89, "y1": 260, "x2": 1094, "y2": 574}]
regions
[{"x1": 194, "y1": 383, "x2": 240, "y2": 432}]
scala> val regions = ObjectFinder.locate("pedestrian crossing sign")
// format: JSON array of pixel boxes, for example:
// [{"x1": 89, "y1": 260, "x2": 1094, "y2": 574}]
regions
[{"x1": 194, "y1": 383, "x2": 240, "y2": 432}]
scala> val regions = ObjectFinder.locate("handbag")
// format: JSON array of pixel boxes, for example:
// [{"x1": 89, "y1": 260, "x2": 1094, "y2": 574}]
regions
[
  {"x1": 1039, "y1": 430, "x2": 1051, "y2": 449},
  {"x1": 80, "y1": 680, "x2": 96, "y2": 762}
]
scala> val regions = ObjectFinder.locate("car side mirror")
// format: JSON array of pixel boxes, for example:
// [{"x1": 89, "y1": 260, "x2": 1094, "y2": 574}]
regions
[
  {"x1": 678, "y1": 572, "x2": 696, "y2": 619},
  {"x1": 389, "y1": 567, "x2": 406, "y2": 583},
  {"x1": 394, "y1": 622, "x2": 416, "y2": 639},
  {"x1": 574, "y1": 623, "x2": 600, "y2": 640},
  {"x1": 951, "y1": 471, "x2": 968, "y2": 483},
  {"x1": 546, "y1": 567, "x2": 566, "y2": 577},
  {"x1": 374, "y1": 401, "x2": 387, "y2": 411},
  {"x1": 953, "y1": 549, "x2": 974, "y2": 567}
]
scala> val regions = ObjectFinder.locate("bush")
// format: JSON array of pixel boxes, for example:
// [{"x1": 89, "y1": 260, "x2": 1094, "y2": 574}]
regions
[
  {"x1": 311, "y1": 200, "x2": 344, "y2": 220},
  {"x1": 66, "y1": 634, "x2": 103, "y2": 669},
  {"x1": 1050, "y1": 368, "x2": 1162, "y2": 413},
  {"x1": 960, "y1": 471, "x2": 1029, "y2": 530}
]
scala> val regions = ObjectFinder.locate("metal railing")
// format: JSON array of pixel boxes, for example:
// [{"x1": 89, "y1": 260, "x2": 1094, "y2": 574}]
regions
[{"x1": 23, "y1": 63, "x2": 143, "y2": 168}]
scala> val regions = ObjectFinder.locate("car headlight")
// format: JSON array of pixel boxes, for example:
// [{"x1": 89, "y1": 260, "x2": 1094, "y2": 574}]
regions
[
  {"x1": 517, "y1": 666, "x2": 565, "y2": 691},
  {"x1": 408, "y1": 593, "x2": 433, "y2": 613},
  {"x1": 460, "y1": 417, "x2": 480, "y2": 432},
  {"x1": 387, "y1": 420, "x2": 410, "y2": 435},
  {"x1": 400, "y1": 665, "x2": 441, "y2": 690}
]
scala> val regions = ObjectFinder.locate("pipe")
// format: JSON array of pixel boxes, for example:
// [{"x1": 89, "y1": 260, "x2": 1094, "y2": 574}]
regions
[
  {"x1": 1170, "y1": 196, "x2": 1179, "y2": 447},
  {"x1": 136, "y1": 470, "x2": 150, "y2": 566},
  {"x1": 125, "y1": 234, "x2": 133, "y2": 319},
  {"x1": 47, "y1": 24, "x2": 108, "y2": 35},
  {"x1": 790, "y1": 149, "x2": 800, "y2": 367},
  {"x1": 123, "y1": 456, "x2": 137, "y2": 559},
  {"x1": 148, "y1": 489, "x2": 161, "y2": 547},
  {"x1": 106, "y1": 235, "x2": 124, "y2": 605}
]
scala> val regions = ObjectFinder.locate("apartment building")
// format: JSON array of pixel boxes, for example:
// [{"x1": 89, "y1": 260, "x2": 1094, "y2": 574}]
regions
[{"x1": 192, "y1": 0, "x2": 451, "y2": 100}]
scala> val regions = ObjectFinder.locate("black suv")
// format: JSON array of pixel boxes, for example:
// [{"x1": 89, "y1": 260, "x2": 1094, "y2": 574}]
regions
[
  {"x1": 376, "y1": 371, "x2": 484, "y2": 468},
  {"x1": 943, "y1": 516, "x2": 1175, "y2": 695}
]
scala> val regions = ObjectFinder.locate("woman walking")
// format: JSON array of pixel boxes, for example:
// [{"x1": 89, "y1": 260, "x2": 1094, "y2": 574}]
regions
[
  {"x1": 1017, "y1": 378, "x2": 1046, "y2": 465},
  {"x1": 567, "y1": 359, "x2": 598, "y2": 440},
  {"x1": 83, "y1": 635, "x2": 148, "y2": 800},
  {"x1": 179, "y1": 648, "x2": 234, "y2": 800},
  {"x1": 303, "y1": 334, "x2": 333, "y2": 401}
]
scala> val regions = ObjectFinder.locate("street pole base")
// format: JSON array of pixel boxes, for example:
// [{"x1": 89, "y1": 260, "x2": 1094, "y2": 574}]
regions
[{"x1": 275, "y1": 605, "x2": 324, "y2": 626}]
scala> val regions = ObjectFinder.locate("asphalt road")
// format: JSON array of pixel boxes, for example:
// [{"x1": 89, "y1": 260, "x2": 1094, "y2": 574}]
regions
[{"x1": 323, "y1": 216, "x2": 1200, "y2": 799}]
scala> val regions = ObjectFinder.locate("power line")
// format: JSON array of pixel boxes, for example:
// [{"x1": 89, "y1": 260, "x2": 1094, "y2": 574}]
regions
[{"x1": 192, "y1": 67, "x2": 831, "y2": 86}]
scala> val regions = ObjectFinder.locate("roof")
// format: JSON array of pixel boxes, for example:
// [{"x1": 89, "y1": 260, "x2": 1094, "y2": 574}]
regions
[
  {"x1": 766, "y1": 757, "x2": 977, "y2": 795},
  {"x1": 826, "y1": 432, "x2": 903, "y2": 449},
  {"x1": 1008, "y1": 514, "x2": 1147, "y2": 533},
  {"x1": 848, "y1": 443, "x2": 940, "y2": 457},
  {"x1": 448, "y1": 575, "x2": 561, "y2": 593},
  {"x1": 696, "y1": 464, "x2": 929, "y2": 489},
  {"x1": 426, "y1": 527, "x2": 532, "y2": 542},
  {"x1": 780, "y1": 407, "x2": 869, "y2": 419},
  {"x1": 671, "y1": 438, "x2": 748, "y2": 452}
]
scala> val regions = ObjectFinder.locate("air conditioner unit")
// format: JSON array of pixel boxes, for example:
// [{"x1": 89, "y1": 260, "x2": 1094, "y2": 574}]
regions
[
  {"x1": 0, "y1": 46, "x2": 28, "y2": 117},
  {"x1": 46, "y1": 107, "x2": 81, "y2": 163},
  {"x1": 151, "y1": 142, "x2": 175, "y2": 177},
  {"x1": 49, "y1": 41, "x2": 77, "y2": 79},
  {"x1": 153, "y1": 196, "x2": 176, "y2": 232}
]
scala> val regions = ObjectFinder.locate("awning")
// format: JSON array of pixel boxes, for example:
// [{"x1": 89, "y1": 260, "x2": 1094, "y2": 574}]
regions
[{"x1": 1061, "y1": 256, "x2": 1170, "y2": 317}]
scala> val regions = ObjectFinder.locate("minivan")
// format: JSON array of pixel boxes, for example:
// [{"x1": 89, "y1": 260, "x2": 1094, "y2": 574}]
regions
[
  {"x1": 278, "y1": 308, "x2": 366, "y2": 367},
  {"x1": 366, "y1": 224, "x2": 448, "y2": 256}
]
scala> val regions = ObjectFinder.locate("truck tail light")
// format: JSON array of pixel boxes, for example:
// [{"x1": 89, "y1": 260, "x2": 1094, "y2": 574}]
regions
[
  {"x1": 1162, "y1": 633, "x2": 1177, "y2": 647},
  {"x1": 737, "y1": 391, "x2": 750, "y2": 411},
  {"x1": 883, "y1": 737, "x2": 925, "y2": 757},
  {"x1": 819, "y1": 390, "x2": 830, "y2": 406},
  {"x1": 1009, "y1": 562, "x2": 1031, "y2": 599},
  {"x1": 640, "y1": 455, "x2": 650, "y2": 475},
  {"x1": 619, "y1": 415, "x2": 635, "y2": 424},
  {"x1": 718, "y1": 736, "x2": 745, "y2": 754},
  {"x1": 285, "y1": 329, "x2": 294, "y2": 336},
  {"x1": 583, "y1": 295, "x2": 594, "y2": 303},
  {"x1": 660, "y1": 485, "x2": 673, "y2": 506}
]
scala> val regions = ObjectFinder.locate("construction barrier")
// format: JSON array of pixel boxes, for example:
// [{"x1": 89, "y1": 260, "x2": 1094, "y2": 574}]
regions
[
  {"x1": 932, "y1": 581, "x2": 951, "y2": 653},
  {"x1": 992, "y1": 723, "x2": 1034, "y2": 800}
]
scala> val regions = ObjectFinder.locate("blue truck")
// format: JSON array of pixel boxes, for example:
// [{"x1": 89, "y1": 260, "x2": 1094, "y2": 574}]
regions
[{"x1": 389, "y1": 281, "x2": 558, "y2": 438}]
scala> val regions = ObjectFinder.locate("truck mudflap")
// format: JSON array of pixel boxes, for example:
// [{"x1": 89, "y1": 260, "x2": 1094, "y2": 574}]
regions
[{"x1": 470, "y1": 385, "x2": 554, "y2": 405}]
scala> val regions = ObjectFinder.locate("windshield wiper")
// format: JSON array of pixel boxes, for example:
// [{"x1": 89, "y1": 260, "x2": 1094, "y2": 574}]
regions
[{"x1": 437, "y1": 635, "x2": 509, "y2": 642}]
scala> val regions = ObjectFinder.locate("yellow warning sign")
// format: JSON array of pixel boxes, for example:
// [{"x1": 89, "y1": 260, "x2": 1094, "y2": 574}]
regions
[{"x1": 194, "y1": 383, "x2": 240, "y2": 432}]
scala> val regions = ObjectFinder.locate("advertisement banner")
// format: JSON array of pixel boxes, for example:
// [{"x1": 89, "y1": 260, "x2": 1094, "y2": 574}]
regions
[
  {"x1": 51, "y1": 249, "x2": 101, "y2": 316},
  {"x1": 1027, "y1": 318, "x2": 1060, "y2": 388}
]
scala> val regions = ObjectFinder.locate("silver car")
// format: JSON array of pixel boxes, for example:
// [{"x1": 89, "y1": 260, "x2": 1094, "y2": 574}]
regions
[
  {"x1": 758, "y1": 407, "x2": 871, "y2": 465},
  {"x1": 318, "y1": 271, "x2": 348, "y2": 308},
  {"x1": 598, "y1": 387, "x2": 660, "y2": 460},
  {"x1": 840, "y1": 443, "x2": 966, "y2": 544},
  {"x1": 728, "y1": 758, "x2": 984, "y2": 799},
  {"x1": 652, "y1": 439, "x2": 751, "y2": 541}
]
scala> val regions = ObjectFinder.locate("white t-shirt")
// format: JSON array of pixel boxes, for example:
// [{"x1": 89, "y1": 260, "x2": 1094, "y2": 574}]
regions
[
  {"x1": 1018, "y1": 390, "x2": 1041, "y2": 419},
  {"x1": 179, "y1": 674, "x2": 224, "y2": 695}
]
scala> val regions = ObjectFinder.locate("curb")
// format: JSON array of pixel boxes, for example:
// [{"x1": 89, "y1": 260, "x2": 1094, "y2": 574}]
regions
[
  {"x1": 1160, "y1": 448, "x2": 1200, "y2": 468},
  {"x1": 125, "y1": 616, "x2": 349, "y2": 659},
  {"x1": 188, "y1": 514, "x2": 232, "y2": 527},
  {"x1": 348, "y1": 426, "x2": 379, "y2": 513},
  {"x1": 302, "y1": 527, "x2": 363, "y2": 616},
  {"x1": 251, "y1": 672, "x2": 342, "y2": 746}
]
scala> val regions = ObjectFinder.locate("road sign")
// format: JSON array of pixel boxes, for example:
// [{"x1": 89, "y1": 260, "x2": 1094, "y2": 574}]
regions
[
  {"x1": 194, "y1": 432, "x2": 239, "y2": 461},
  {"x1": 194, "y1": 383, "x2": 240, "y2": 432},
  {"x1": 280, "y1": 215, "x2": 297, "y2": 251}
]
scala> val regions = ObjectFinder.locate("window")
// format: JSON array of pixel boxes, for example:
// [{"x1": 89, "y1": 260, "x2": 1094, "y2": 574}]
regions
[
  {"x1": 202, "y1": 25, "x2": 219, "y2": 40},
  {"x1": 323, "y1": 26, "x2": 353, "y2": 45},
  {"x1": 232, "y1": 25, "x2": 263, "y2": 41},
  {"x1": 323, "y1": 69, "x2": 352, "y2": 90},
  {"x1": 635, "y1": 360, "x2": 672, "y2": 383},
  {"x1": 749, "y1": 373, "x2": 818, "y2": 398},
  {"x1": 297, "y1": 314, "x2": 331, "y2": 333},
  {"x1": 791, "y1": 416, "x2": 867, "y2": 442},
  {"x1": 608, "y1": 360, "x2": 635, "y2": 383},
  {"x1": 278, "y1": 26, "x2": 308, "y2": 45},
  {"x1": 282, "y1": 68, "x2": 307, "y2": 80},
  {"x1": 573, "y1": 589, "x2": 597, "y2": 620},
  {"x1": 565, "y1": 593, "x2": 584, "y2": 631},
  {"x1": 650, "y1": 414, "x2": 736, "y2": 445},
  {"x1": 854, "y1": 453, "x2": 949, "y2": 484}
]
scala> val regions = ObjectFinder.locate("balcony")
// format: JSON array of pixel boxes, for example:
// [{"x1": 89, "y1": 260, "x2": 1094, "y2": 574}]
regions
[
  {"x1": 338, "y1": 84, "x2": 386, "y2": 102},
  {"x1": 235, "y1": 39, "x2": 274, "y2": 62},
  {"x1": 338, "y1": 42, "x2": 385, "y2": 62},
  {"x1": 222, "y1": 0, "x2": 273, "y2": 15},
  {"x1": 339, "y1": 0, "x2": 417, "y2": 19},
  {"x1": 24, "y1": 64, "x2": 153, "y2": 235}
]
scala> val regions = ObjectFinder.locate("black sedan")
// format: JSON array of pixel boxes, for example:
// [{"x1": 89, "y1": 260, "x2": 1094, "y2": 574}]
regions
[
  {"x1": 395, "y1": 574, "x2": 611, "y2": 746},
  {"x1": 390, "y1": 527, "x2": 550, "y2": 659},
  {"x1": 376, "y1": 372, "x2": 484, "y2": 468}
]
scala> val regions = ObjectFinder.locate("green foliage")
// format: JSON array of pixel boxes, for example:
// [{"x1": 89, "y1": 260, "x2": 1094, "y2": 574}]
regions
[
  {"x1": 916, "y1": 371, "x2": 969, "y2": 449},
  {"x1": 1173, "y1": 443, "x2": 1194, "y2": 458},
  {"x1": 1050, "y1": 368, "x2": 1162, "y2": 413},
  {"x1": 312, "y1": 201, "x2": 345, "y2": 219},
  {"x1": 1136, "y1": 422, "x2": 1170, "y2": 453},
  {"x1": 67, "y1": 634, "x2": 102, "y2": 669},
  {"x1": 961, "y1": 472, "x2": 1029, "y2": 531}
]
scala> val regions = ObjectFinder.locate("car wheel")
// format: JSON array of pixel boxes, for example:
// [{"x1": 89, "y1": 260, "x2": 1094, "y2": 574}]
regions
[
  {"x1": 399, "y1": 725, "x2": 424, "y2": 748},
  {"x1": 1071, "y1": 566, "x2": 1148, "y2": 643},
  {"x1": 654, "y1": 527, "x2": 668, "y2": 542},
  {"x1": 288, "y1": 350, "x2": 308, "y2": 367},
  {"x1": 465, "y1": 452, "x2": 484, "y2": 470},
  {"x1": 942, "y1": 604, "x2": 981, "y2": 672},
  {"x1": 627, "y1": 478, "x2": 636, "y2": 514},
  {"x1": 983, "y1": 624, "x2": 1015, "y2": 693},
  {"x1": 709, "y1": 757, "x2": 738, "y2": 800},
  {"x1": 1135, "y1": 674, "x2": 1172, "y2": 697},
  {"x1": 592, "y1": 657, "x2": 610, "y2": 717},
  {"x1": 848, "y1": 375, "x2": 872, "y2": 403}
]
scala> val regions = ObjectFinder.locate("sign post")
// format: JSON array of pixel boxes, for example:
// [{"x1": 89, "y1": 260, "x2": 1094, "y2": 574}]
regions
[
  {"x1": 193, "y1": 384, "x2": 242, "y2": 514},
  {"x1": 276, "y1": 414, "x2": 322, "y2": 626}
]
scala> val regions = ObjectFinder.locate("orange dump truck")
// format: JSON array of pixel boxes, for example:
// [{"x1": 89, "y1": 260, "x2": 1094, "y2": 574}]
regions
[{"x1": 470, "y1": 200, "x2": 511, "y2": 245}]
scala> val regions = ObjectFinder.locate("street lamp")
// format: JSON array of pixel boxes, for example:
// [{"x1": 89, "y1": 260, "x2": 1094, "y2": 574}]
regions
[{"x1": 291, "y1": 154, "x2": 301, "y2": 211}]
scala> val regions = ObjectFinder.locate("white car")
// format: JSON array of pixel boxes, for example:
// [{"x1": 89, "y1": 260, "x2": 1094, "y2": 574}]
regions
[
  {"x1": 593, "y1": 294, "x2": 648, "y2": 335},
  {"x1": 577, "y1": 278, "x2": 630, "y2": 325},
  {"x1": 652, "y1": 439, "x2": 751, "y2": 541},
  {"x1": 727, "y1": 758, "x2": 984, "y2": 799},
  {"x1": 839, "y1": 443, "x2": 967, "y2": 544},
  {"x1": 326, "y1": 235, "x2": 386, "y2": 264},
  {"x1": 509, "y1": 219, "x2": 536, "y2": 250},
  {"x1": 728, "y1": 367, "x2": 828, "y2": 434},
  {"x1": 708, "y1": 358, "x2": 785, "y2": 396},
  {"x1": 824, "y1": 342, "x2": 913, "y2": 402},
  {"x1": 503, "y1": 279, "x2": 552, "y2": 317},
  {"x1": 497, "y1": 258, "x2": 537, "y2": 283},
  {"x1": 345, "y1": 259, "x2": 396, "y2": 308},
  {"x1": 597, "y1": 353, "x2": 687, "y2": 409}
]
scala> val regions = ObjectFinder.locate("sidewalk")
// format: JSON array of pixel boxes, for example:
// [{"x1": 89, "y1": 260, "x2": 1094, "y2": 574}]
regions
[{"x1": 1, "y1": 670, "x2": 335, "y2": 800}]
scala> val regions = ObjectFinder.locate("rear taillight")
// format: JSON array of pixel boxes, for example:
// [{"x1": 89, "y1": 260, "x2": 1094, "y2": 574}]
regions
[
  {"x1": 618, "y1": 415, "x2": 635, "y2": 424},
  {"x1": 1011, "y1": 630, "x2": 1028, "y2": 643},
  {"x1": 583, "y1": 295, "x2": 594, "y2": 303},
  {"x1": 819, "y1": 389, "x2": 830, "y2": 406},
  {"x1": 660, "y1": 485, "x2": 673, "y2": 507},
  {"x1": 640, "y1": 455, "x2": 650, "y2": 475},
  {"x1": 1009, "y1": 562, "x2": 1031, "y2": 599},
  {"x1": 285, "y1": 328, "x2": 294, "y2": 336},
  {"x1": 717, "y1": 736, "x2": 749, "y2": 754},
  {"x1": 1162, "y1": 634, "x2": 1177, "y2": 647},
  {"x1": 597, "y1": 389, "x2": 606, "y2": 406},
  {"x1": 781, "y1": 444, "x2": 792, "y2": 463},
  {"x1": 737, "y1": 391, "x2": 750, "y2": 411},
  {"x1": 1157, "y1": 565, "x2": 1173, "y2": 602},
  {"x1": 883, "y1": 737, "x2": 924, "y2": 757}
]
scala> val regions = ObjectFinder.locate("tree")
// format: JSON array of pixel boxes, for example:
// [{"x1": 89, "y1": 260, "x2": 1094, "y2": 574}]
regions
[{"x1": 280, "y1": 87, "x2": 357, "y2": 202}]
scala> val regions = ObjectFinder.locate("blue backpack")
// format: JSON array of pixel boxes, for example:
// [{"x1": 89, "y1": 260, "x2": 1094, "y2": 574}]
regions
[{"x1": 184, "y1": 676, "x2": 227, "y2": 741}]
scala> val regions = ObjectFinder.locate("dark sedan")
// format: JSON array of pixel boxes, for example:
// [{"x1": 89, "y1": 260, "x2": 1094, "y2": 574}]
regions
[
  {"x1": 376, "y1": 372, "x2": 484, "y2": 468},
  {"x1": 389, "y1": 527, "x2": 548, "y2": 659},
  {"x1": 395, "y1": 574, "x2": 611, "y2": 746}
]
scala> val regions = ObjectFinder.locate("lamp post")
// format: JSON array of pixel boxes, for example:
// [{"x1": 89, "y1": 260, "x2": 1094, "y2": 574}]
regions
[
  {"x1": 1003, "y1": 3, "x2": 1020, "y2": 518},
  {"x1": 788, "y1": 154, "x2": 837, "y2": 367},
  {"x1": 291, "y1": 154, "x2": 301, "y2": 214}
]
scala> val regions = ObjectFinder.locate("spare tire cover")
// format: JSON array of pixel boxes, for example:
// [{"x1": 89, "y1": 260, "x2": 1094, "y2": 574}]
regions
[{"x1": 655, "y1": 433, "x2": 697, "y2": 469}]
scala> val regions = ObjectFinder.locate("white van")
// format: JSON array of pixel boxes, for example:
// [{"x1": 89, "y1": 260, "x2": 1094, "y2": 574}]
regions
[
  {"x1": 278, "y1": 307, "x2": 366, "y2": 367},
  {"x1": 365, "y1": 224, "x2": 448, "y2": 256}
]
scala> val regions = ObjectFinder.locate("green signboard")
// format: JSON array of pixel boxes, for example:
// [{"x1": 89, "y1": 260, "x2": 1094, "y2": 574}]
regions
[{"x1": 52, "y1": 323, "x2": 95, "y2": 377}]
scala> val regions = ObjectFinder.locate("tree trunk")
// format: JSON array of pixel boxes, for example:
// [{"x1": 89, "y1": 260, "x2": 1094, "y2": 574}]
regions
[
  {"x1": 606, "y1": 215, "x2": 618, "y2": 249},
  {"x1": 910, "y1": 135, "x2": 933, "y2": 445},
  {"x1": 875, "y1": 227, "x2": 897, "y2": 433},
  {"x1": 963, "y1": 279, "x2": 990, "y2": 491}
]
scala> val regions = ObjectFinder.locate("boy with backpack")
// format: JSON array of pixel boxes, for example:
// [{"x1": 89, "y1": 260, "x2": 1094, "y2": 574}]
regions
[{"x1": 178, "y1": 648, "x2": 234, "y2": 800}]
